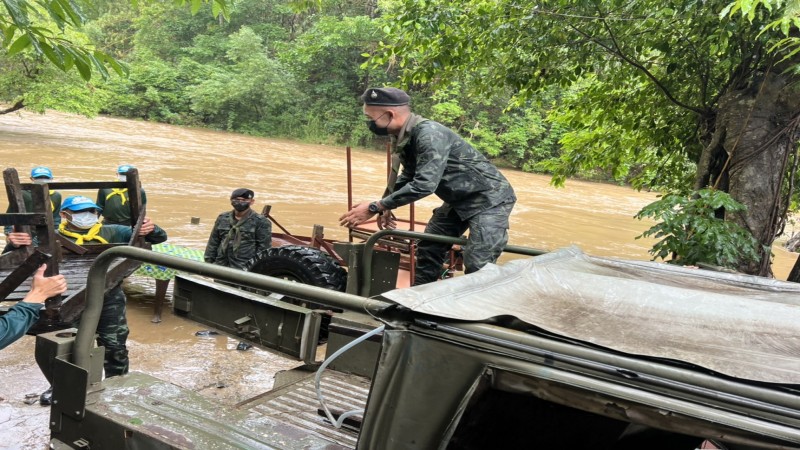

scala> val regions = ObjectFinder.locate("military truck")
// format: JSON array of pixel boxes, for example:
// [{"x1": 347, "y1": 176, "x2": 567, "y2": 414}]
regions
[{"x1": 35, "y1": 232, "x2": 800, "y2": 449}]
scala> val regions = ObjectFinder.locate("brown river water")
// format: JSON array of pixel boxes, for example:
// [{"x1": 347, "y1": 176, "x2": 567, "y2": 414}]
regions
[{"x1": 0, "y1": 110, "x2": 797, "y2": 448}]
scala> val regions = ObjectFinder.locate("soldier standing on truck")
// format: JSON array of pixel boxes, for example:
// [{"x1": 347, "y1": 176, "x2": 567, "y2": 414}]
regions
[
  {"x1": 339, "y1": 87, "x2": 516, "y2": 285},
  {"x1": 204, "y1": 188, "x2": 272, "y2": 270},
  {"x1": 96, "y1": 164, "x2": 147, "y2": 225}
]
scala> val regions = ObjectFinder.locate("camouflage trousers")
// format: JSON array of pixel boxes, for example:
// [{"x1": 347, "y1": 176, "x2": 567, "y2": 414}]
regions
[
  {"x1": 77, "y1": 285, "x2": 129, "y2": 377},
  {"x1": 415, "y1": 201, "x2": 514, "y2": 286}
]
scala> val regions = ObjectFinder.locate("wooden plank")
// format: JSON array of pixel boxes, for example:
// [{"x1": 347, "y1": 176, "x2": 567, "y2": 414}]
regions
[
  {"x1": 126, "y1": 169, "x2": 145, "y2": 246},
  {"x1": 0, "y1": 249, "x2": 33, "y2": 269},
  {"x1": 58, "y1": 236, "x2": 88, "y2": 255},
  {"x1": 0, "y1": 250, "x2": 51, "y2": 301},
  {"x1": 0, "y1": 213, "x2": 48, "y2": 226},
  {"x1": 36, "y1": 181, "x2": 126, "y2": 190},
  {"x1": 3, "y1": 168, "x2": 33, "y2": 258},
  {"x1": 30, "y1": 183, "x2": 58, "y2": 278}
]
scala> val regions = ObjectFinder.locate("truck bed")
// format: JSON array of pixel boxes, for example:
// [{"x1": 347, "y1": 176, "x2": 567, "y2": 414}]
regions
[{"x1": 71, "y1": 369, "x2": 369, "y2": 449}]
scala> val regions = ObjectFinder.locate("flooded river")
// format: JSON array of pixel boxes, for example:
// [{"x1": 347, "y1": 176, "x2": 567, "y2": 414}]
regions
[{"x1": 0, "y1": 110, "x2": 797, "y2": 449}]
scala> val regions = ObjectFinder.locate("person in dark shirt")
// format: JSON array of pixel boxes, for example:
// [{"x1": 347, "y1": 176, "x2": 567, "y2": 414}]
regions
[
  {"x1": 0, "y1": 264, "x2": 67, "y2": 350},
  {"x1": 340, "y1": 87, "x2": 516, "y2": 285}
]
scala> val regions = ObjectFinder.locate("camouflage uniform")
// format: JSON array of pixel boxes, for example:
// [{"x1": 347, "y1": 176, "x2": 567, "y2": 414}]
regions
[
  {"x1": 381, "y1": 115, "x2": 516, "y2": 285},
  {"x1": 59, "y1": 223, "x2": 167, "y2": 376},
  {"x1": 204, "y1": 209, "x2": 272, "y2": 270},
  {"x1": 96, "y1": 188, "x2": 147, "y2": 225}
]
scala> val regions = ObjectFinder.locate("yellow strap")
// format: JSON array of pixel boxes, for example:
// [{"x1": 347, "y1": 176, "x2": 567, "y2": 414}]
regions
[
  {"x1": 58, "y1": 222, "x2": 109, "y2": 245},
  {"x1": 106, "y1": 188, "x2": 128, "y2": 205},
  {"x1": 48, "y1": 190, "x2": 54, "y2": 212}
]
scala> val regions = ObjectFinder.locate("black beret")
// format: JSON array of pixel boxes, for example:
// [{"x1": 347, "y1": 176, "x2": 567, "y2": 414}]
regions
[
  {"x1": 361, "y1": 87, "x2": 410, "y2": 106},
  {"x1": 231, "y1": 188, "x2": 254, "y2": 199}
]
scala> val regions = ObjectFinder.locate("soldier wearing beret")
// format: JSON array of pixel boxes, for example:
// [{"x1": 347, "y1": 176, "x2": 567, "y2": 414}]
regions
[
  {"x1": 205, "y1": 188, "x2": 272, "y2": 270},
  {"x1": 340, "y1": 87, "x2": 516, "y2": 285}
]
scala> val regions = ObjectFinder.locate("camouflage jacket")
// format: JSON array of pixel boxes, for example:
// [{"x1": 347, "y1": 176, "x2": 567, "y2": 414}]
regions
[
  {"x1": 381, "y1": 116, "x2": 516, "y2": 220},
  {"x1": 204, "y1": 209, "x2": 272, "y2": 270},
  {"x1": 96, "y1": 188, "x2": 148, "y2": 226}
]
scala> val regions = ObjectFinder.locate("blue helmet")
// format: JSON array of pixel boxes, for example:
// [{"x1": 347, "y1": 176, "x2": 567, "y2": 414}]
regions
[
  {"x1": 30, "y1": 166, "x2": 53, "y2": 179},
  {"x1": 117, "y1": 164, "x2": 135, "y2": 174},
  {"x1": 61, "y1": 196, "x2": 101, "y2": 212}
]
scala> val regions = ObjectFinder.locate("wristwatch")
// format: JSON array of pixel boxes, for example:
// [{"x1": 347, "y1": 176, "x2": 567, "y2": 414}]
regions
[{"x1": 368, "y1": 201, "x2": 383, "y2": 215}]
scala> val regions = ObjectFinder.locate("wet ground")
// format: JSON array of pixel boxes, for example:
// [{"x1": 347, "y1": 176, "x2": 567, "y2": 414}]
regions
[{"x1": 0, "y1": 276, "x2": 304, "y2": 450}]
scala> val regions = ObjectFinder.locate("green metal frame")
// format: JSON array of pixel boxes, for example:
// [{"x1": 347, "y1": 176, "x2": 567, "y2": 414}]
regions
[{"x1": 75, "y1": 246, "x2": 393, "y2": 375}]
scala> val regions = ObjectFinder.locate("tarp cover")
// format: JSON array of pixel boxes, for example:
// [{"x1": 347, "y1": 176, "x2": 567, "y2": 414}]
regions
[{"x1": 381, "y1": 247, "x2": 800, "y2": 384}]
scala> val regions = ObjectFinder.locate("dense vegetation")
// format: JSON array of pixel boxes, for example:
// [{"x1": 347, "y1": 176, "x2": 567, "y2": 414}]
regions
[
  {"x1": 0, "y1": 0, "x2": 565, "y2": 173},
  {"x1": 2, "y1": 0, "x2": 800, "y2": 275}
]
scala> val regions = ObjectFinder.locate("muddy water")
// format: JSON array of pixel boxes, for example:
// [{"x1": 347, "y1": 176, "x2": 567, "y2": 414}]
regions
[{"x1": 0, "y1": 111, "x2": 797, "y2": 449}]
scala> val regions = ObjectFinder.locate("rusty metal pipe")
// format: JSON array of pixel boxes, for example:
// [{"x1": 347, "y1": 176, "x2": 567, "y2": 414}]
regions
[{"x1": 346, "y1": 146, "x2": 353, "y2": 242}]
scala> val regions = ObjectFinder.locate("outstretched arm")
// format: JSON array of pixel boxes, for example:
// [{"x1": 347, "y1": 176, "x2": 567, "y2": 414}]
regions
[{"x1": 0, "y1": 264, "x2": 67, "y2": 349}]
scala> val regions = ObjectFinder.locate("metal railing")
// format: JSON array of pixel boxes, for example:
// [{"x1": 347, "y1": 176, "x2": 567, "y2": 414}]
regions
[{"x1": 75, "y1": 246, "x2": 393, "y2": 372}]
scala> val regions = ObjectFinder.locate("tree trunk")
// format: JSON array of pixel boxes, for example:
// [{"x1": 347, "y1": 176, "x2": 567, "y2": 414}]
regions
[{"x1": 697, "y1": 70, "x2": 800, "y2": 276}]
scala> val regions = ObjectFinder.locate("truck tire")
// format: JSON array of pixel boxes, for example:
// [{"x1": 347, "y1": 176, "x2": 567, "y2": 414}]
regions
[{"x1": 247, "y1": 245, "x2": 347, "y2": 293}]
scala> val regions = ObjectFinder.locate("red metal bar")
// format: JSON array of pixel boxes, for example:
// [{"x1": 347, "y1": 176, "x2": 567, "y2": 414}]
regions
[{"x1": 346, "y1": 146, "x2": 353, "y2": 243}]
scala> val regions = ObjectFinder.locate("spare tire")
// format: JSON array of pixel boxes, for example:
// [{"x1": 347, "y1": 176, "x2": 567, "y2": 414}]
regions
[{"x1": 247, "y1": 245, "x2": 347, "y2": 292}]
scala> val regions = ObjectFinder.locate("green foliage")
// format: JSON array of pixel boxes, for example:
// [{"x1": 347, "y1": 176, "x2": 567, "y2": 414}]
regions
[
  {"x1": 100, "y1": 50, "x2": 191, "y2": 121},
  {"x1": 274, "y1": 15, "x2": 388, "y2": 144},
  {"x1": 635, "y1": 189, "x2": 761, "y2": 268},
  {"x1": 186, "y1": 27, "x2": 301, "y2": 133},
  {"x1": 545, "y1": 76, "x2": 696, "y2": 190},
  {"x1": 0, "y1": 0, "x2": 230, "y2": 80},
  {"x1": 724, "y1": 0, "x2": 800, "y2": 65},
  {"x1": 369, "y1": 0, "x2": 784, "y2": 176}
]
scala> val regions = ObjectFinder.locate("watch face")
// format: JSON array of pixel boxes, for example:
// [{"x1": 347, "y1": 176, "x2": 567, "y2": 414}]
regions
[{"x1": 369, "y1": 202, "x2": 379, "y2": 213}]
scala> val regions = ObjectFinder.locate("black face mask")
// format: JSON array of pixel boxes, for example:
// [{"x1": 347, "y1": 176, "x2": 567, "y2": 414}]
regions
[
  {"x1": 366, "y1": 112, "x2": 391, "y2": 136},
  {"x1": 231, "y1": 201, "x2": 250, "y2": 212}
]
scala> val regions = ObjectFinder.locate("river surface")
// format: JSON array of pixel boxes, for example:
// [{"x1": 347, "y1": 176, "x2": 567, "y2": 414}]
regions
[{"x1": 0, "y1": 110, "x2": 797, "y2": 448}]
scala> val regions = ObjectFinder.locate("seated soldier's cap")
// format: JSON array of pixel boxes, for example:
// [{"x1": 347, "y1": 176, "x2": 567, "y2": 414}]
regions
[
  {"x1": 30, "y1": 166, "x2": 53, "y2": 179},
  {"x1": 61, "y1": 195, "x2": 101, "y2": 212},
  {"x1": 361, "y1": 87, "x2": 410, "y2": 106},
  {"x1": 117, "y1": 164, "x2": 135, "y2": 174},
  {"x1": 231, "y1": 188, "x2": 254, "y2": 199}
]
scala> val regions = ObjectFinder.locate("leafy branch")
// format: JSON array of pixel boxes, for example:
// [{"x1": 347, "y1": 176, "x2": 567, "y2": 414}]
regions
[{"x1": 635, "y1": 188, "x2": 762, "y2": 268}]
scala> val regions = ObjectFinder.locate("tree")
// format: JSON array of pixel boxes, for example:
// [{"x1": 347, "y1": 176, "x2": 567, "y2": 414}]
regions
[
  {"x1": 0, "y1": 0, "x2": 229, "y2": 85},
  {"x1": 372, "y1": 0, "x2": 800, "y2": 276}
]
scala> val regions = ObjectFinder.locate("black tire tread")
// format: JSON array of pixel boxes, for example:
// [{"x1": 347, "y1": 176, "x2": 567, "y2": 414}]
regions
[{"x1": 246, "y1": 245, "x2": 347, "y2": 292}]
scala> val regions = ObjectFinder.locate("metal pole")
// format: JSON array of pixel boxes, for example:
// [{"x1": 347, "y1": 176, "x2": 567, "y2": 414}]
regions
[
  {"x1": 75, "y1": 246, "x2": 393, "y2": 372},
  {"x1": 346, "y1": 146, "x2": 353, "y2": 243}
]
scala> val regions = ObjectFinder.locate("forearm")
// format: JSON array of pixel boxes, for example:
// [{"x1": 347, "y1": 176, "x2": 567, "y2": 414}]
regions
[
  {"x1": 381, "y1": 180, "x2": 436, "y2": 210},
  {"x1": 0, "y1": 303, "x2": 41, "y2": 349},
  {"x1": 145, "y1": 225, "x2": 168, "y2": 244}
]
